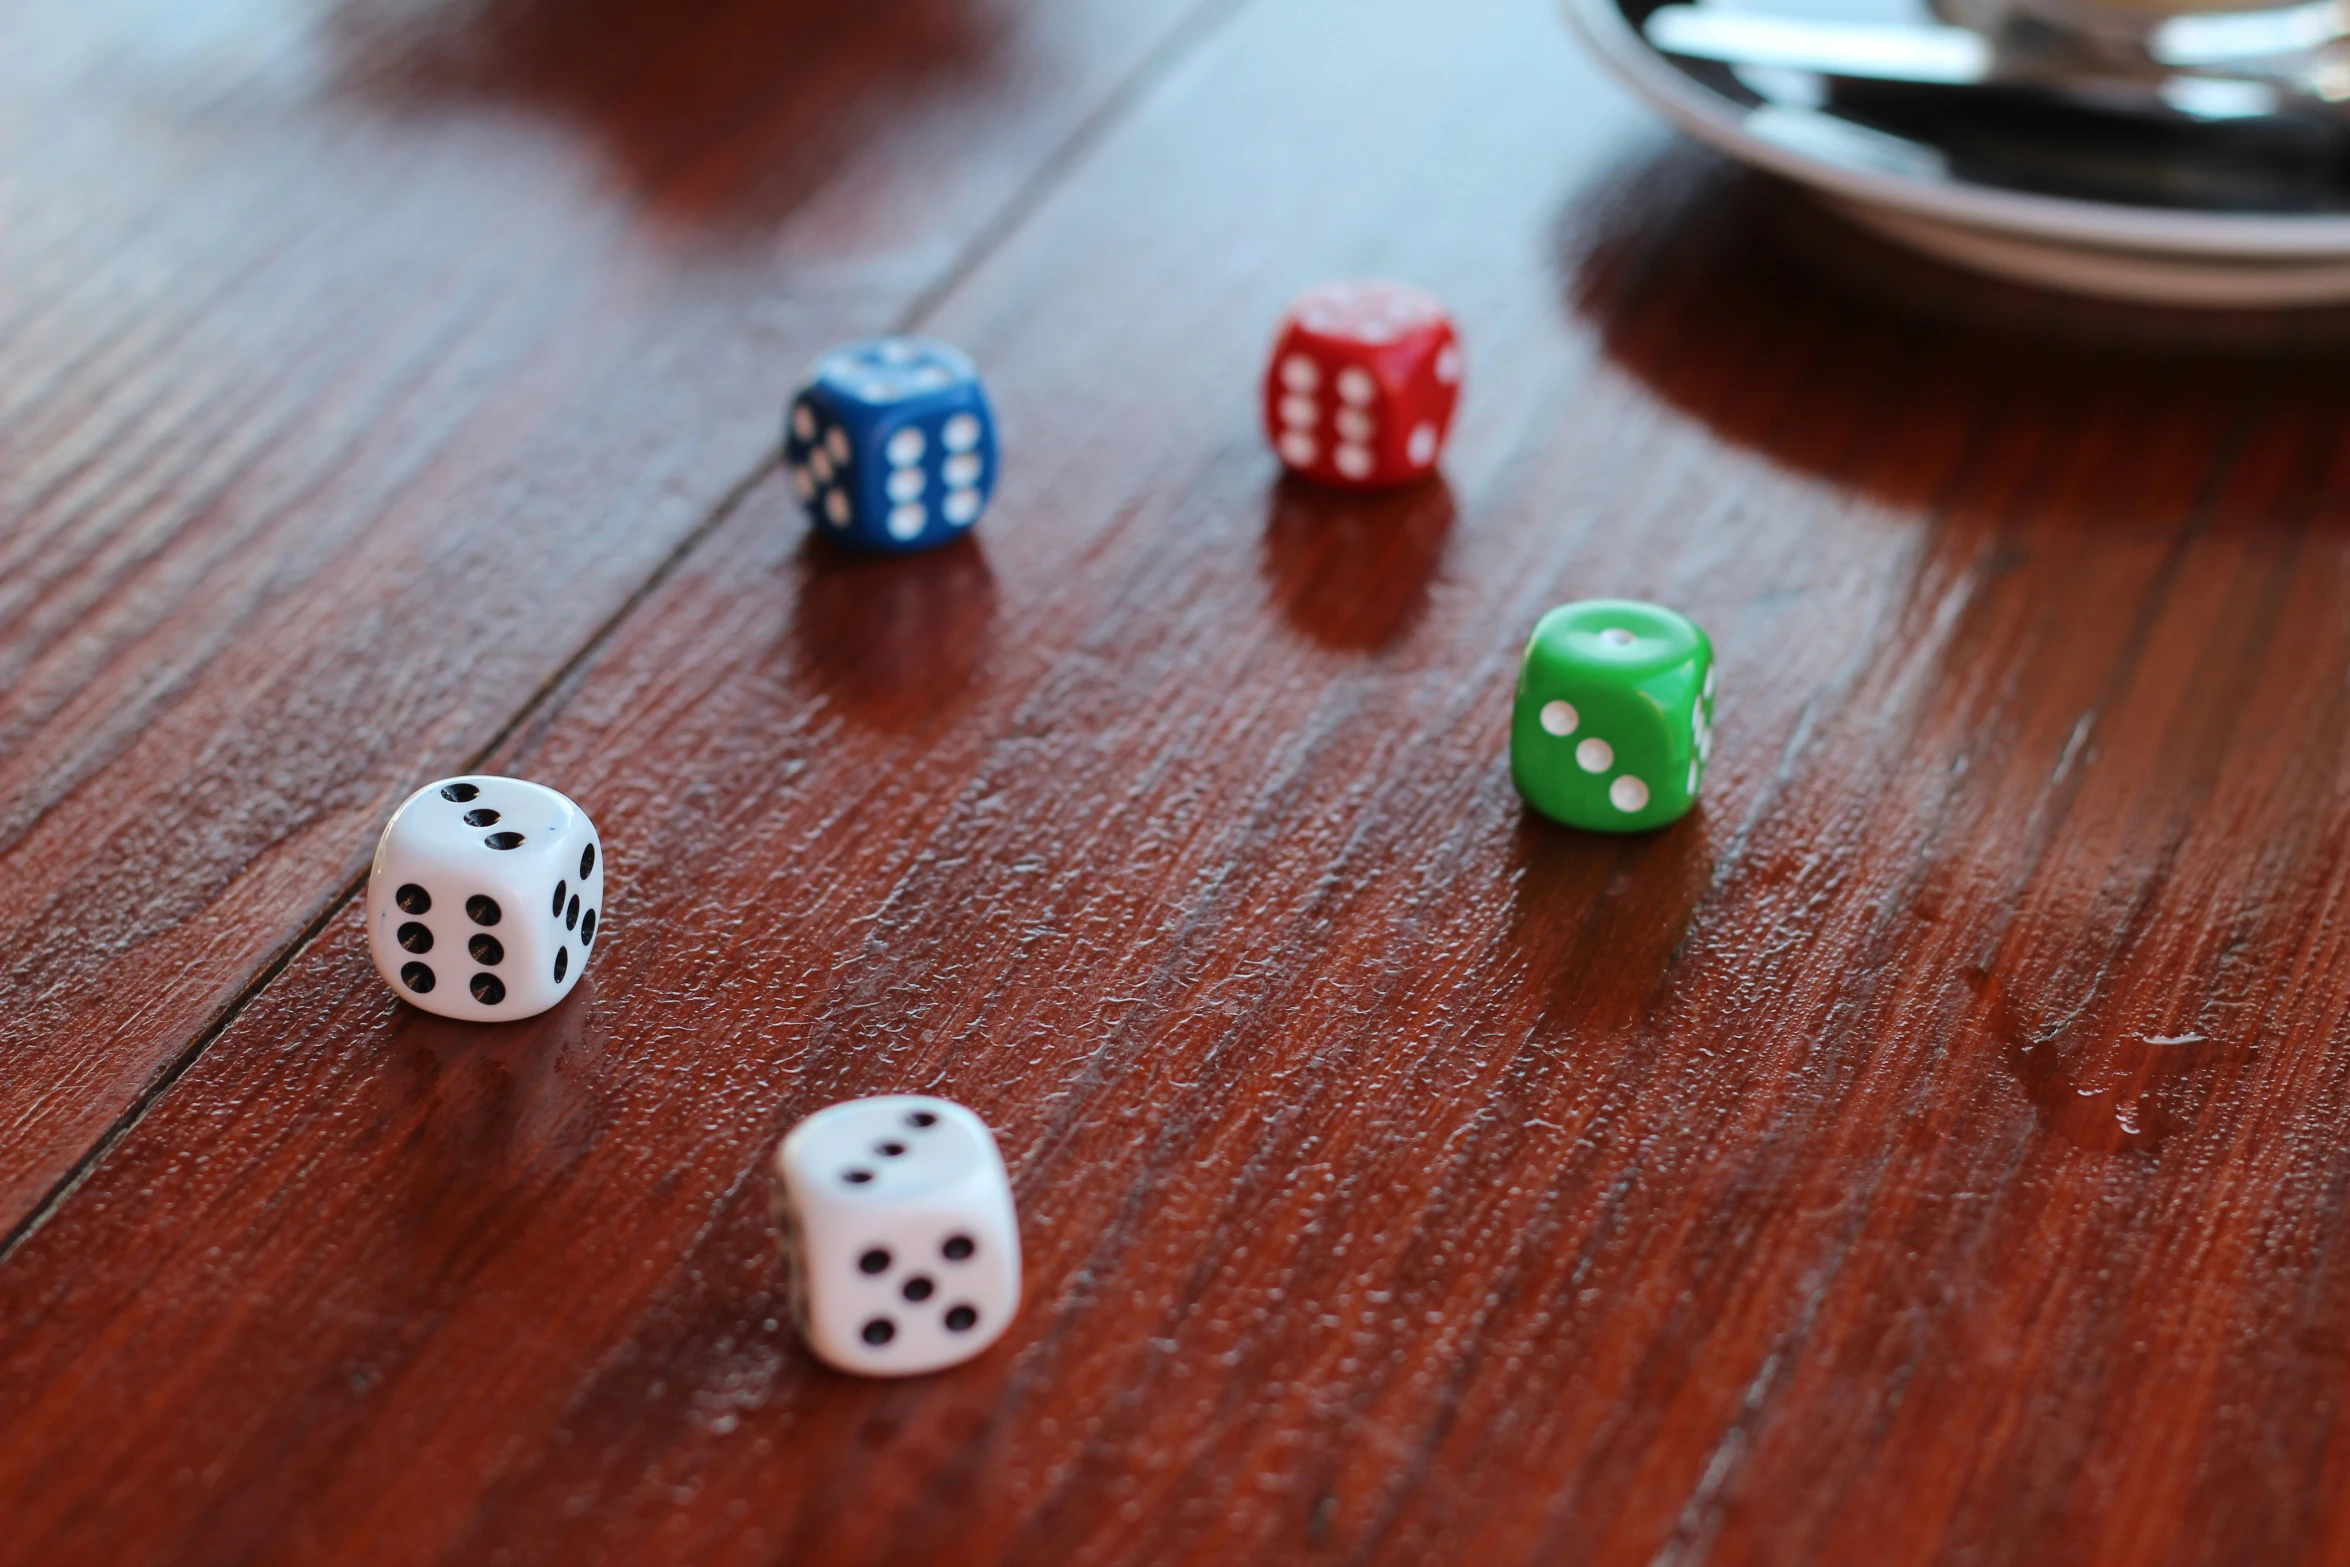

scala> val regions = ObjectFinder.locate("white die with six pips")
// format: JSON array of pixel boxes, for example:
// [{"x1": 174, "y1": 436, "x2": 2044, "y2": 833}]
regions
[
  {"x1": 366, "y1": 776, "x2": 605, "y2": 1021},
  {"x1": 770, "y1": 1096, "x2": 1021, "y2": 1376}
]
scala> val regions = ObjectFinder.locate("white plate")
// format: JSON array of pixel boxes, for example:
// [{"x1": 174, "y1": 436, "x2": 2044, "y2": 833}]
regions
[{"x1": 1561, "y1": 0, "x2": 2350, "y2": 303}]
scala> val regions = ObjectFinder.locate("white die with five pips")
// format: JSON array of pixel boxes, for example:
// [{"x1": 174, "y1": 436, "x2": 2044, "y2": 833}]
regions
[
  {"x1": 770, "y1": 1096, "x2": 1021, "y2": 1376},
  {"x1": 365, "y1": 776, "x2": 605, "y2": 1021}
]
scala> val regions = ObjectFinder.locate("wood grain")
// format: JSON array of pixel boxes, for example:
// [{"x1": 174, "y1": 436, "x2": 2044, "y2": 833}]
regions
[
  {"x1": 0, "y1": 0, "x2": 1219, "y2": 1234},
  {"x1": 13, "y1": 0, "x2": 2350, "y2": 1562}
]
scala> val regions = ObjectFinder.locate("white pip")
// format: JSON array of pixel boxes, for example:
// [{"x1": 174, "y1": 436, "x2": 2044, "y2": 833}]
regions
[
  {"x1": 365, "y1": 776, "x2": 605, "y2": 1022},
  {"x1": 770, "y1": 1096, "x2": 1021, "y2": 1376}
]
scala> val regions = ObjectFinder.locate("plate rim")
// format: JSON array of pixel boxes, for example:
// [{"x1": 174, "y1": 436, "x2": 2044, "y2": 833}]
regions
[{"x1": 1562, "y1": 0, "x2": 2350, "y2": 258}]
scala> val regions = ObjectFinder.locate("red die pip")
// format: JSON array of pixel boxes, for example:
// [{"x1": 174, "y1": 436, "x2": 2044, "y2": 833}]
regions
[{"x1": 1262, "y1": 279, "x2": 1462, "y2": 489}]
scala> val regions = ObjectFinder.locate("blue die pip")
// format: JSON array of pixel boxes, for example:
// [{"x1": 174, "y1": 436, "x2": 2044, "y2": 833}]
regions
[{"x1": 784, "y1": 337, "x2": 999, "y2": 554}]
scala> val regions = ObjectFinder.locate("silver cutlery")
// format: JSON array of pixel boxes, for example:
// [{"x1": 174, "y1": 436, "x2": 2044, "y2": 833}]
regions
[{"x1": 1641, "y1": 4, "x2": 2350, "y2": 119}]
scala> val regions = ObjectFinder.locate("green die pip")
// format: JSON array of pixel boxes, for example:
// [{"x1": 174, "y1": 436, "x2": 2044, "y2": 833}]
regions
[{"x1": 1510, "y1": 599, "x2": 1714, "y2": 833}]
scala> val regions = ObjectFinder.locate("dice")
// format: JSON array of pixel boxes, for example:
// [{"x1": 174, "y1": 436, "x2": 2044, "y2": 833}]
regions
[
  {"x1": 1510, "y1": 599, "x2": 1714, "y2": 833},
  {"x1": 365, "y1": 776, "x2": 606, "y2": 1020},
  {"x1": 1263, "y1": 279, "x2": 1461, "y2": 488},
  {"x1": 770, "y1": 1096, "x2": 1020, "y2": 1377},
  {"x1": 785, "y1": 336, "x2": 999, "y2": 553}
]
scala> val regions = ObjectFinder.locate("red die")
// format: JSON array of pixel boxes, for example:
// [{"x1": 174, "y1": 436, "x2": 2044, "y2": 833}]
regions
[{"x1": 1262, "y1": 279, "x2": 1462, "y2": 489}]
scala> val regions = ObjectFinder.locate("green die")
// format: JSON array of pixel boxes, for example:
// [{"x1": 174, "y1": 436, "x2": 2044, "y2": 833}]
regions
[{"x1": 1510, "y1": 599, "x2": 1714, "y2": 833}]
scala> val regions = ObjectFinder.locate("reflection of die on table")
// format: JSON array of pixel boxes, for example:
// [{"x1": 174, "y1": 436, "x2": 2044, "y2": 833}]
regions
[
  {"x1": 785, "y1": 336, "x2": 999, "y2": 554},
  {"x1": 1263, "y1": 279, "x2": 1462, "y2": 489},
  {"x1": 1511, "y1": 601, "x2": 1714, "y2": 834},
  {"x1": 365, "y1": 776, "x2": 605, "y2": 1021}
]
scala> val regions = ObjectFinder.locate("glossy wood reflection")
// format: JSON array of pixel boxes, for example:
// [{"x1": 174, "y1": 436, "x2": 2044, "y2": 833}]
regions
[
  {"x1": 0, "y1": 0, "x2": 1212, "y2": 1232},
  {"x1": 9, "y1": 0, "x2": 2350, "y2": 1563}
]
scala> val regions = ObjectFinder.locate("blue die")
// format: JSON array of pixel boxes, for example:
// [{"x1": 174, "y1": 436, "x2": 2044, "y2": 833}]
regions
[{"x1": 784, "y1": 337, "x2": 999, "y2": 554}]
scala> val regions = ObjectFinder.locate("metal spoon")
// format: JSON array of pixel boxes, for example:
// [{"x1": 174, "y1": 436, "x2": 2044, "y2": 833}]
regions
[{"x1": 1641, "y1": 4, "x2": 2350, "y2": 120}]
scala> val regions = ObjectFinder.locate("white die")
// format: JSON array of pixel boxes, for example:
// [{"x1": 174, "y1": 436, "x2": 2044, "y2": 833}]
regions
[
  {"x1": 770, "y1": 1096, "x2": 1021, "y2": 1377},
  {"x1": 365, "y1": 776, "x2": 605, "y2": 1022}
]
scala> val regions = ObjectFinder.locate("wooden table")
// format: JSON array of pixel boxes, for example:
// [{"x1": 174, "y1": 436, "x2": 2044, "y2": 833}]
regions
[{"x1": 8, "y1": 0, "x2": 2349, "y2": 1560}]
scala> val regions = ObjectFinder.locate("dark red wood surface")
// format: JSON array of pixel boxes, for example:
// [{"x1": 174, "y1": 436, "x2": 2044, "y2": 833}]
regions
[
  {"x1": 10, "y1": 0, "x2": 2350, "y2": 1562},
  {"x1": 0, "y1": 0, "x2": 1214, "y2": 1234}
]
